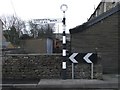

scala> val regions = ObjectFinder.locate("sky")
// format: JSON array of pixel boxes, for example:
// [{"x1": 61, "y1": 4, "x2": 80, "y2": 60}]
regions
[{"x1": 0, "y1": 0, "x2": 101, "y2": 33}]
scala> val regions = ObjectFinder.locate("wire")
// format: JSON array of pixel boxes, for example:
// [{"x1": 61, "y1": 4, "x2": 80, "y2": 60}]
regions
[{"x1": 10, "y1": 0, "x2": 17, "y2": 17}]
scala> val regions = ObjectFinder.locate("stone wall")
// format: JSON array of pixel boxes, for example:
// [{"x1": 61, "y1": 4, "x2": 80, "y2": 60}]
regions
[{"x1": 2, "y1": 54, "x2": 102, "y2": 80}]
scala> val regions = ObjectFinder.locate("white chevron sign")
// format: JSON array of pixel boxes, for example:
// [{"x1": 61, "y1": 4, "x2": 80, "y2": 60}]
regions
[
  {"x1": 69, "y1": 53, "x2": 78, "y2": 63},
  {"x1": 83, "y1": 53, "x2": 93, "y2": 63}
]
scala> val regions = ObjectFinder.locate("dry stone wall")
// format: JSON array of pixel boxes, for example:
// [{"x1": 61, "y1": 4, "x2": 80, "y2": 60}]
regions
[{"x1": 2, "y1": 54, "x2": 102, "y2": 80}]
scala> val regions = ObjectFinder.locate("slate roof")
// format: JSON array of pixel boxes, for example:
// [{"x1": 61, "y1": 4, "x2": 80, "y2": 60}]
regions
[{"x1": 70, "y1": 3, "x2": 120, "y2": 34}]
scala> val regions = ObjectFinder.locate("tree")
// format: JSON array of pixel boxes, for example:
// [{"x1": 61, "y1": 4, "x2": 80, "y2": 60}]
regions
[
  {"x1": 28, "y1": 20, "x2": 55, "y2": 38},
  {"x1": 3, "y1": 25, "x2": 20, "y2": 46},
  {"x1": 1, "y1": 15, "x2": 26, "y2": 35},
  {"x1": 1, "y1": 15, "x2": 26, "y2": 46},
  {"x1": 20, "y1": 34, "x2": 31, "y2": 40},
  {"x1": 29, "y1": 21, "x2": 38, "y2": 38}
]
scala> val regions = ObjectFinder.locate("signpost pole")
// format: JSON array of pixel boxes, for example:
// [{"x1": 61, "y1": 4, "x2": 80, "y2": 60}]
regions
[
  {"x1": 72, "y1": 63, "x2": 74, "y2": 79},
  {"x1": 91, "y1": 63, "x2": 93, "y2": 79},
  {"x1": 60, "y1": 4, "x2": 68, "y2": 79}
]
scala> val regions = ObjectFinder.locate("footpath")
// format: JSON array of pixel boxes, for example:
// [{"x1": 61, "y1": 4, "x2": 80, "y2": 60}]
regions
[{"x1": 1, "y1": 74, "x2": 119, "y2": 90}]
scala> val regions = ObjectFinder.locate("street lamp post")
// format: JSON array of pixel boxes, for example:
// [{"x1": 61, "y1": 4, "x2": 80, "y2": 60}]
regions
[{"x1": 60, "y1": 4, "x2": 68, "y2": 79}]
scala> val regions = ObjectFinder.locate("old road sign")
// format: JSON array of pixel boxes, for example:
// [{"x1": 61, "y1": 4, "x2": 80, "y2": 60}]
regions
[{"x1": 69, "y1": 53, "x2": 97, "y2": 64}]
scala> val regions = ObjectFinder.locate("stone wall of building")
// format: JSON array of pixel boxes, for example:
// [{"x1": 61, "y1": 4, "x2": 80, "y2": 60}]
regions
[
  {"x1": 70, "y1": 11, "x2": 119, "y2": 74},
  {"x1": 2, "y1": 54, "x2": 102, "y2": 80}
]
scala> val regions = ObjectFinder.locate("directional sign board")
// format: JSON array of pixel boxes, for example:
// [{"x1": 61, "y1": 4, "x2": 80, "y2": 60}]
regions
[
  {"x1": 32, "y1": 18, "x2": 62, "y2": 24},
  {"x1": 83, "y1": 53, "x2": 93, "y2": 63},
  {"x1": 69, "y1": 53, "x2": 97, "y2": 64},
  {"x1": 69, "y1": 53, "x2": 78, "y2": 63}
]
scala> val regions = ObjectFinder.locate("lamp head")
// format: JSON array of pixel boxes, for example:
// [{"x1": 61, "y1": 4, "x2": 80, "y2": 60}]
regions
[{"x1": 60, "y1": 4, "x2": 68, "y2": 12}]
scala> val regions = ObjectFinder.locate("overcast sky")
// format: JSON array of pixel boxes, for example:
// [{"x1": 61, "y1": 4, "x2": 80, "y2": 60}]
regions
[{"x1": 0, "y1": 0, "x2": 101, "y2": 33}]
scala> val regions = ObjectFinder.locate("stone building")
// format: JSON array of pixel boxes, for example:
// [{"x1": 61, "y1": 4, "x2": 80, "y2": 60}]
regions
[
  {"x1": 89, "y1": 0, "x2": 120, "y2": 21},
  {"x1": 69, "y1": 2, "x2": 120, "y2": 74}
]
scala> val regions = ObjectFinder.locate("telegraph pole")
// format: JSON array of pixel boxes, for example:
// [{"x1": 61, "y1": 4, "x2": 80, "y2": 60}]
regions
[{"x1": 60, "y1": 4, "x2": 68, "y2": 79}]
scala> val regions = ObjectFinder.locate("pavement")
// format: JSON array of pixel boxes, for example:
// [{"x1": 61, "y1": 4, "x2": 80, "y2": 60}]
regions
[{"x1": 1, "y1": 74, "x2": 119, "y2": 89}]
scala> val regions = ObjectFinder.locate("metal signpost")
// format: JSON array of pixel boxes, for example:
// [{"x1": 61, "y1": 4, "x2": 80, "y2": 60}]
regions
[
  {"x1": 60, "y1": 4, "x2": 68, "y2": 79},
  {"x1": 69, "y1": 53, "x2": 78, "y2": 79},
  {"x1": 69, "y1": 53, "x2": 97, "y2": 79},
  {"x1": 83, "y1": 53, "x2": 94, "y2": 79}
]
